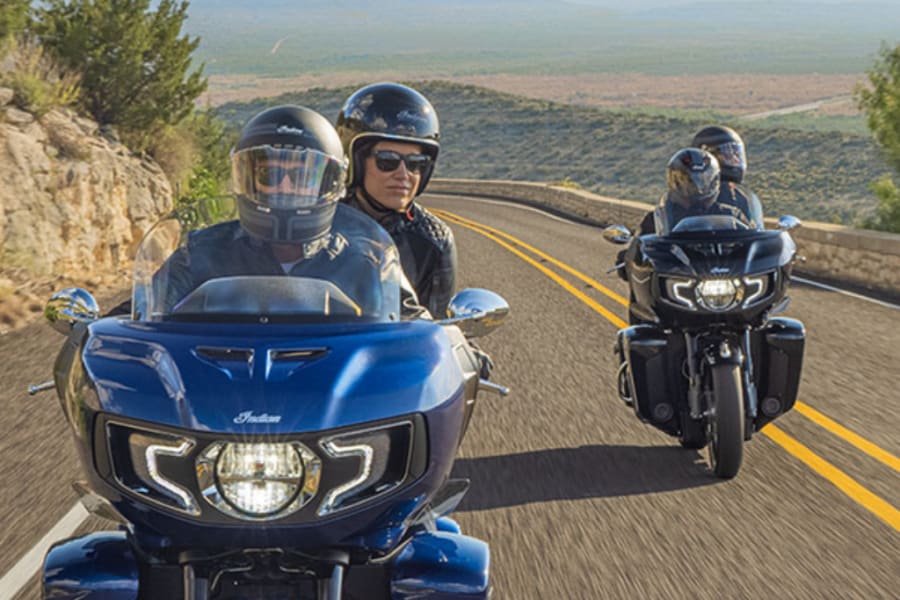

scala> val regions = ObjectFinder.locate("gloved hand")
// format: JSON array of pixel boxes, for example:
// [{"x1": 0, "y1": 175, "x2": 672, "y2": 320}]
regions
[
  {"x1": 468, "y1": 341, "x2": 494, "y2": 380},
  {"x1": 615, "y1": 249, "x2": 628, "y2": 282}
]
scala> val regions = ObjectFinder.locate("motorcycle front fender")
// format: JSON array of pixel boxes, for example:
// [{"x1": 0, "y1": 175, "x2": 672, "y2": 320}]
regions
[
  {"x1": 42, "y1": 531, "x2": 138, "y2": 600},
  {"x1": 390, "y1": 531, "x2": 490, "y2": 599}
]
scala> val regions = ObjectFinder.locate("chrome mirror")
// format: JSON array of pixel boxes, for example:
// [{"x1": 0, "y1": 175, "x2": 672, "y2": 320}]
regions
[
  {"x1": 602, "y1": 225, "x2": 632, "y2": 245},
  {"x1": 777, "y1": 215, "x2": 802, "y2": 231},
  {"x1": 439, "y1": 288, "x2": 509, "y2": 338},
  {"x1": 45, "y1": 287, "x2": 100, "y2": 335}
]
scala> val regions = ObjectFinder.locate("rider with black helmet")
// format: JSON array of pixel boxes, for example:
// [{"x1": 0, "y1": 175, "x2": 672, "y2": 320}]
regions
[
  {"x1": 657, "y1": 147, "x2": 750, "y2": 230},
  {"x1": 691, "y1": 125, "x2": 762, "y2": 228},
  {"x1": 336, "y1": 82, "x2": 457, "y2": 319},
  {"x1": 617, "y1": 148, "x2": 749, "y2": 282},
  {"x1": 157, "y1": 104, "x2": 404, "y2": 311}
]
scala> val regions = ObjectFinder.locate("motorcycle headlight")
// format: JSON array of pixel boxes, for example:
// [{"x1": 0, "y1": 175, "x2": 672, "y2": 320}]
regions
[
  {"x1": 197, "y1": 442, "x2": 321, "y2": 520},
  {"x1": 696, "y1": 278, "x2": 738, "y2": 311}
]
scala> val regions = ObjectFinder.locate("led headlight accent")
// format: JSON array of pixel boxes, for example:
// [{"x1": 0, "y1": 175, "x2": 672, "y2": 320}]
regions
[
  {"x1": 742, "y1": 275, "x2": 768, "y2": 307},
  {"x1": 666, "y1": 278, "x2": 696, "y2": 309},
  {"x1": 197, "y1": 442, "x2": 321, "y2": 520},
  {"x1": 696, "y1": 278, "x2": 738, "y2": 311},
  {"x1": 318, "y1": 422, "x2": 411, "y2": 516},
  {"x1": 125, "y1": 431, "x2": 199, "y2": 515}
]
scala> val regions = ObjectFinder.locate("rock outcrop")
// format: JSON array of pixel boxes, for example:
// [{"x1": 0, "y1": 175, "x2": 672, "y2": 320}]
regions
[{"x1": 0, "y1": 89, "x2": 174, "y2": 333}]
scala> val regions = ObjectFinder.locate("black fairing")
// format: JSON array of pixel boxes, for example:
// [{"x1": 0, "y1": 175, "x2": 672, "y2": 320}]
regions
[{"x1": 628, "y1": 229, "x2": 796, "y2": 327}]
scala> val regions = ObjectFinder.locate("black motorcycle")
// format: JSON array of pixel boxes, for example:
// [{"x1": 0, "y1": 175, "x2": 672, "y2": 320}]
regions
[{"x1": 604, "y1": 206, "x2": 805, "y2": 478}]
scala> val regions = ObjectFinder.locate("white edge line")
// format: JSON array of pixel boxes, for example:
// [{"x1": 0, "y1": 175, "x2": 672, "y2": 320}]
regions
[
  {"x1": 792, "y1": 276, "x2": 900, "y2": 311},
  {"x1": 429, "y1": 193, "x2": 899, "y2": 311},
  {"x1": 0, "y1": 502, "x2": 89, "y2": 600}
]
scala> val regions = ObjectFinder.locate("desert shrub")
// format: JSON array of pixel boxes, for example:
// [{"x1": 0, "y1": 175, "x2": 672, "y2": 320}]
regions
[{"x1": 0, "y1": 37, "x2": 80, "y2": 116}]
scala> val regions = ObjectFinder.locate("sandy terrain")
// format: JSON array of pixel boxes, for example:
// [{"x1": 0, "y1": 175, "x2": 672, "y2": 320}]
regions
[{"x1": 204, "y1": 72, "x2": 864, "y2": 116}]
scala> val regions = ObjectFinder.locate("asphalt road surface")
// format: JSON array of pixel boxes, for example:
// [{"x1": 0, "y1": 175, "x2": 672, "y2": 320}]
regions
[{"x1": 0, "y1": 193, "x2": 897, "y2": 599}]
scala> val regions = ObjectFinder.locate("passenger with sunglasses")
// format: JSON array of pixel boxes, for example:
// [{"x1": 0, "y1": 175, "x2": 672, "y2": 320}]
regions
[{"x1": 336, "y1": 82, "x2": 457, "y2": 319}]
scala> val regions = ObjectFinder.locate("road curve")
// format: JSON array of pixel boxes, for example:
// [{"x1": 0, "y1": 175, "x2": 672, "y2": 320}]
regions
[{"x1": 0, "y1": 193, "x2": 897, "y2": 599}]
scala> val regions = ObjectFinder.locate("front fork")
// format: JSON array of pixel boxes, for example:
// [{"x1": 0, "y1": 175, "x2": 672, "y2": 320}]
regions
[{"x1": 685, "y1": 330, "x2": 757, "y2": 440}]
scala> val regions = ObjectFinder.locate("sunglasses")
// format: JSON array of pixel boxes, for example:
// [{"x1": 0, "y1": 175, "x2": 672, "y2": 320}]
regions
[
  {"x1": 371, "y1": 150, "x2": 432, "y2": 174},
  {"x1": 253, "y1": 162, "x2": 306, "y2": 188}
]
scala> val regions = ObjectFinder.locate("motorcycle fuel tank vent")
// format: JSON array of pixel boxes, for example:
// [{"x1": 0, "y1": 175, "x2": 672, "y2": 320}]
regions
[
  {"x1": 193, "y1": 346, "x2": 255, "y2": 380},
  {"x1": 266, "y1": 348, "x2": 329, "y2": 381}
]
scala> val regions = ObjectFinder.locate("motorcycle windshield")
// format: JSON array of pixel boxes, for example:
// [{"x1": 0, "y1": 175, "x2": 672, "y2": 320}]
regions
[
  {"x1": 654, "y1": 192, "x2": 764, "y2": 236},
  {"x1": 131, "y1": 196, "x2": 402, "y2": 322}
]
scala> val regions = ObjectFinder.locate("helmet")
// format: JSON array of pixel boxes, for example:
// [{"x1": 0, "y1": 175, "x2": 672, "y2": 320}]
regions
[
  {"x1": 666, "y1": 148, "x2": 721, "y2": 210},
  {"x1": 691, "y1": 125, "x2": 746, "y2": 184},
  {"x1": 231, "y1": 105, "x2": 347, "y2": 243},
  {"x1": 336, "y1": 82, "x2": 440, "y2": 196}
]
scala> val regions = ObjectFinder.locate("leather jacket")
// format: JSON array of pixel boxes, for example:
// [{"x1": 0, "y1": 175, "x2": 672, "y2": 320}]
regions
[{"x1": 342, "y1": 193, "x2": 457, "y2": 318}]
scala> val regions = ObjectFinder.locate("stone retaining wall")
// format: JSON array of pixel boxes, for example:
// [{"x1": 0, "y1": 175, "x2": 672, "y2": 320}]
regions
[{"x1": 428, "y1": 178, "x2": 900, "y2": 300}]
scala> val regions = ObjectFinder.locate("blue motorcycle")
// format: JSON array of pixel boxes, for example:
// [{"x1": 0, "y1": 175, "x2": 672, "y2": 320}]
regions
[{"x1": 33, "y1": 197, "x2": 509, "y2": 599}]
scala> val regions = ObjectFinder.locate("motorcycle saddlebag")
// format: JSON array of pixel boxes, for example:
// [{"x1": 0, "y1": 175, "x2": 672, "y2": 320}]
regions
[
  {"x1": 754, "y1": 317, "x2": 806, "y2": 431},
  {"x1": 619, "y1": 325, "x2": 682, "y2": 436}
]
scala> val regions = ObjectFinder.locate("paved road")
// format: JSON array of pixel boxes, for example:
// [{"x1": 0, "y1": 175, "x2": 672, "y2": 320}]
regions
[{"x1": 0, "y1": 193, "x2": 897, "y2": 598}]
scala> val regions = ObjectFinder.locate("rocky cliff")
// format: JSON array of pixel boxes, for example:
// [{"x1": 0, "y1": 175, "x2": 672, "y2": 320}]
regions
[{"x1": 0, "y1": 88, "x2": 173, "y2": 333}]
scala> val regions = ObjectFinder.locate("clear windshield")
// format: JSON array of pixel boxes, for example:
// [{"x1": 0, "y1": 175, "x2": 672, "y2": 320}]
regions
[
  {"x1": 132, "y1": 196, "x2": 402, "y2": 323},
  {"x1": 654, "y1": 190, "x2": 764, "y2": 236}
]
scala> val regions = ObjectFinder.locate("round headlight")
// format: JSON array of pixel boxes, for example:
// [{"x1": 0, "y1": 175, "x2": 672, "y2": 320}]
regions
[
  {"x1": 696, "y1": 278, "x2": 738, "y2": 311},
  {"x1": 216, "y1": 443, "x2": 304, "y2": 516}
]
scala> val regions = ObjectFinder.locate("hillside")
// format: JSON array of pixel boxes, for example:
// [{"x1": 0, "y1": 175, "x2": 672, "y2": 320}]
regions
[{"x1": 216, "y1": 81, "x2": 886, "y2": 224}]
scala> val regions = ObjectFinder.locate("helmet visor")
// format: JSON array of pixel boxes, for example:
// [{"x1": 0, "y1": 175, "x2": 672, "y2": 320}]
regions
[
  {"x1": 714, "y1": 141, "x2": 746, "y2": 172},
  {"x1": 669, "y1": 167, "x2": 720, "y2": 208},
  {"x1": 232, "y1": 146, "x2": 347, "y2": 210}
]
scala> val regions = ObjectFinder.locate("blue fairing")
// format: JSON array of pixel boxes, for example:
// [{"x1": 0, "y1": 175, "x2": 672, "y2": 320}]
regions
[
  {"x1": 80, "y1": 318, "x2": 461, "y2": 431},
  {"x1": 43, "y1": 532, "x2": 138, "y2": 600},
  {"x1": 391, "y1": 532, "x2": 491, "y2": 600}
]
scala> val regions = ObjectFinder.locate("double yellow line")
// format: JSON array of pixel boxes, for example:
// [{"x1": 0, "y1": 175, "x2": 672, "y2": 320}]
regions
[{"x1": 434, "y1": 207, "x2": 900, "y2": 532}]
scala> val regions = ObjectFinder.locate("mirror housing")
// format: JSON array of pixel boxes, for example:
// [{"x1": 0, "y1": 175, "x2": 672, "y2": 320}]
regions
[
  {"x1": 777, "y1": 215, "x2": 802, "y2": 231},
  {"x1": 439, "y1": 288, "x2": 509, "y2": 338},
  {"x1": 45, "y1": 287, "x2": 100, "y2": 335},
  {"x1": 602, "y1": 225, "x2": 632, "y2": 245}
]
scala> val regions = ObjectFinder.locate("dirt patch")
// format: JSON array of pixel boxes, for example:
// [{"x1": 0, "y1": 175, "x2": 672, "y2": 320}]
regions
[
  {"x1": 0, "y1": 267, "x2": 129, "y2": 336},
  {"x1": 205, "y1": 72, "x2": 864, "y2": 116}
]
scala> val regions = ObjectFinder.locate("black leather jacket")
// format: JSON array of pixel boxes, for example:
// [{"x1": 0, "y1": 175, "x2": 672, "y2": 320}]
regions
[{"x1": 342, "y1": 194, "x2": 457, "y2": 318}]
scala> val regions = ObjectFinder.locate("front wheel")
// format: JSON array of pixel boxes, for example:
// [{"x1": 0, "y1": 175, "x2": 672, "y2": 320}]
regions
[{"x1": 707, "y1": 364, "x2": 744, "y2": 478}]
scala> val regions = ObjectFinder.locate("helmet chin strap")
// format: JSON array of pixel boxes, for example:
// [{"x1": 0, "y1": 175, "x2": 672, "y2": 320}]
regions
[{"x1": 358, "y1": 184, "x2": 413, "y2": 219}]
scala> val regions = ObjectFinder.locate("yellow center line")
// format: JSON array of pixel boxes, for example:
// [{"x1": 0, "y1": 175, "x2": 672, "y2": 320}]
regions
[
  {"x1": 434, "y1": 208, "x2": 629, "y2": 308},
  {"x1": 438, "y1": 212, "x2": 628, "y2": 328},
  {"x1": 793, "y1": 403, "x2": 900, "y2": 474},
  {"x1": 441, "y1": 208, "x2": 900, "y2": 532},
  {"x1": 764, "y1": 425, "x2": 900, "y2": 530}
]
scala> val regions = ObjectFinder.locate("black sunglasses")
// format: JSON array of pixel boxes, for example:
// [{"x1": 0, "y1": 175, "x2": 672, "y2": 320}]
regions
[
  {"x1": 371, "y1": 150, "x2": 432, "y2": 174},
  {"x1": 253, "y1": 162, "x2": 305, "y2": 188}
]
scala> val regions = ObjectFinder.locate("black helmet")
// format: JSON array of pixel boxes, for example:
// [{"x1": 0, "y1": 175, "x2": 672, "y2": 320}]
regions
[
  {"x1": 691, "y1": 125, "x2": 746, "y2": 184},
  {"x1": 336, "y1": 82, "x2": 440, "y2": 196},
  {"x1": 666, "y1": 148, "x2": 721, "y2": 210},
  {"x1": 231, "y1": 105, "x2": 347, "y2": 243}
]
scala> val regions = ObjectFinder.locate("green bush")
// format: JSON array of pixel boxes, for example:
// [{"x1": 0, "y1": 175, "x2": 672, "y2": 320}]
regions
[
  {"x1": 862, "y1": 176, "x2": 900, "y2": 233},
  {"x1": 1, "y1": 38, "x2": 80, "y2": 116}
]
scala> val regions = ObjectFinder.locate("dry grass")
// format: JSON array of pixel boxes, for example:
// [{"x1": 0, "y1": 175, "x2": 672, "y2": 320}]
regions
[{"x1": 204, "y1": 72, "x2": 864, "y2": 116}]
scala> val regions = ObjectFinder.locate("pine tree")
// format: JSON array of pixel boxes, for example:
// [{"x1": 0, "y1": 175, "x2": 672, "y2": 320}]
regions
[{"x1": 34, "y1": 0, "x2": 207, "y2": 151}]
